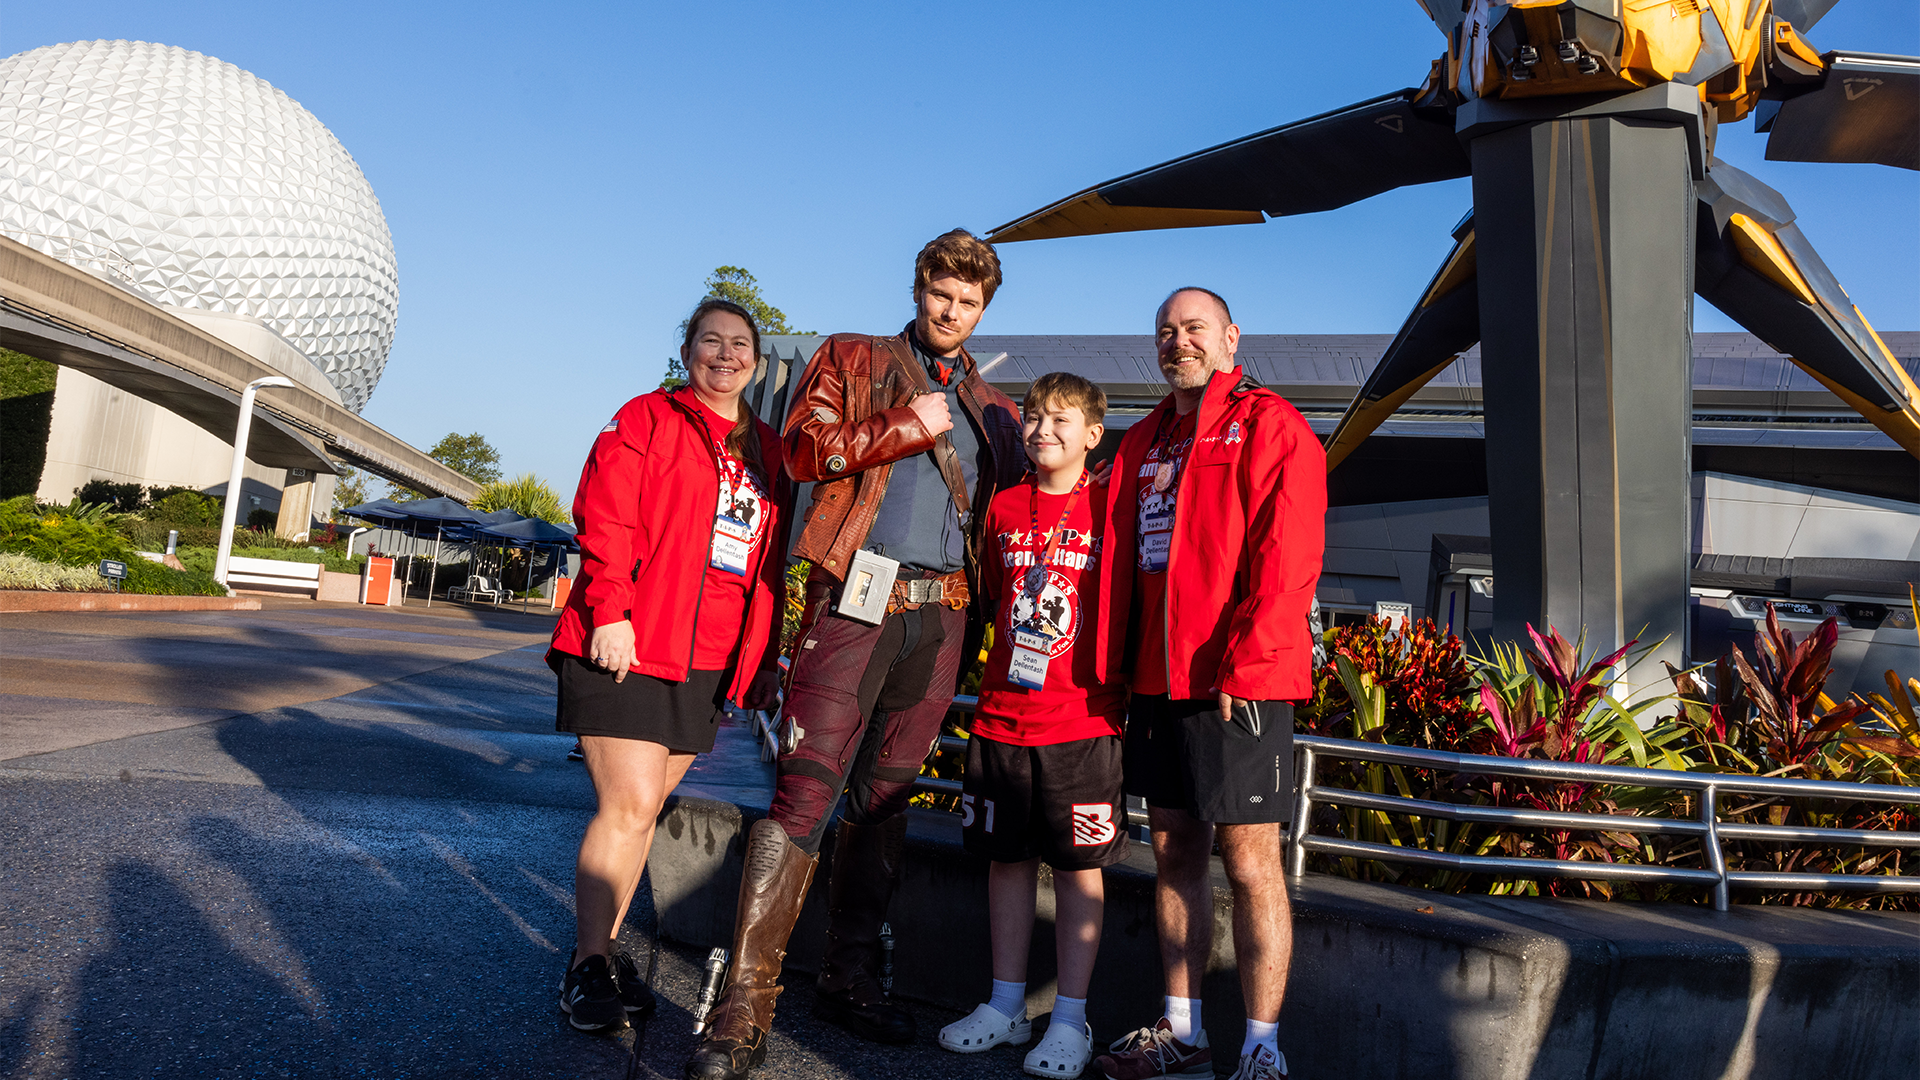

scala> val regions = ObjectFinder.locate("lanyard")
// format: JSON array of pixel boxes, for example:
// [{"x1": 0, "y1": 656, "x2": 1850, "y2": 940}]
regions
[
  {"x1": 1025, "y1": 468, "x2": 1091, "y2": 596},
  {"x1": 1147, "y1": 408, "x2": 1193, "y2": 496}
]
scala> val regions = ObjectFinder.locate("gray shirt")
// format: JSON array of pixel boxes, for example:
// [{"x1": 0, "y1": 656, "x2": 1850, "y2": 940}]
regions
[{"x1": 862, "y1": 337, "x2": 986, "y2": 573}]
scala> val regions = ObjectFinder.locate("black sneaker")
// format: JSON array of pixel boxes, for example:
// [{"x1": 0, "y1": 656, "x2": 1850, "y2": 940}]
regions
[
  {"x1": 612, "y1": 948, "x2": 658, "y2": 1019},
  {"x1": 558, "y1": 953, "x2": 627, "y2": 1032},
  {"x1": 567, "y1": 740, "x2": 585, "y2": 762}
]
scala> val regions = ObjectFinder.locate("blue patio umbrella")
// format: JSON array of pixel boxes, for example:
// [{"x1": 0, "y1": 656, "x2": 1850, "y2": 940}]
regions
[
  {"x1": 477, "y1": 517, "x2": 578, "y2": 611},
  {"x1": 386, "y1": 497, "x2": 484, "y2": 606}
]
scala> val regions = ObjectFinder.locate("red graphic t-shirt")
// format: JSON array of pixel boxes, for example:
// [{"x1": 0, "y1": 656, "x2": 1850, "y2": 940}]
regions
[
  {"x1": 689, "y1": 397, "x2": 770, "y2": 670},
  {"x1": 974, "y1": 476, "x2": 1125, "y2": 746},
  {"x1": 1130, "y1": 410, "x2": 1196, "y2": 697}
]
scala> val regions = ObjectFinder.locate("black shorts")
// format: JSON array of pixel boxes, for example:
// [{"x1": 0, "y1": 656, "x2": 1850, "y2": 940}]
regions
[
  {"x1": 961, "y1": 733, "x2": 1129, "y2": 871},
  {"x1": 549, "y1": 651, "x2": 730, "y2": 754},
  {"x1": 1123, "y1": 696, "x2": 1294, "y2": 825}
]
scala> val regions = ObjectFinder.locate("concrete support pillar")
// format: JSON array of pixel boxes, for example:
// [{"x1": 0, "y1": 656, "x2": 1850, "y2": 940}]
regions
[
  {"x1": 1471, "y1": 114, "x2": 1695, "y2": 679},
  {"x1": 275, "y1": 468, "x2": 315, "y2": 541}
]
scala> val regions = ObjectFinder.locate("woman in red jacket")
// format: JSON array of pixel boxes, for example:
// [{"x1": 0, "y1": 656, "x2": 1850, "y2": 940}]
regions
[{"x1": 548, "y1": 297, "x2": 788, "y2": 1033}]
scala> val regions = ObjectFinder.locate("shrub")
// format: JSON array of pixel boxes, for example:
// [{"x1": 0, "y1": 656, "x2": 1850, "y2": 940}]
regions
[
  {"x1": 144, "y1": 490, "x2": 222, "y2": 526},
  {"x1": 120, "y1": 521, "x2": 229, "y2": 551},
  {"x1": 0, "y1": 495, "x2": 132, "y2": 565},
  {"x1": 0, "y1": 552, "x2": 111, "y2": 592},
  {"x1": 74, "y1": 479, "x2": 145, "y2": 512},
  {"x1": 246, "y1": 507, "x2": 277, "y2": 530},
  {"x1": 119, "y1": 556, "x2": 226, "y2": 596}
]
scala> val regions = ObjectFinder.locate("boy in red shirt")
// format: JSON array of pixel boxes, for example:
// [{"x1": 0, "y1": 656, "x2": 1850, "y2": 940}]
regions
[{"x1": 938, "y1": 372, "x2": 1126, "y2": 1079}]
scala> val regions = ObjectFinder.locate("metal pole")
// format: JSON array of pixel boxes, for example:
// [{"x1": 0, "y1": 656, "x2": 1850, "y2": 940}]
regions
[
  {"x1": 1288, "y1": 745, "x2": 1316, "y2": 879},
  {"x1": 1701, "y1": 784, "x2": 1729, "y2": 912},
  {"x1": 426, "y1": 524, "x2": 441, "y2": 607},
  {"x1": 213, "y1": 376, "x2": 295, "y2": 585}
]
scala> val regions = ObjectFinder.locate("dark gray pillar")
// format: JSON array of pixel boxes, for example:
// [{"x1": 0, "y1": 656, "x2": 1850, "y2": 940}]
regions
[{"x1": 1470, "y1": 115, "x2": 1694, "y2": 675}]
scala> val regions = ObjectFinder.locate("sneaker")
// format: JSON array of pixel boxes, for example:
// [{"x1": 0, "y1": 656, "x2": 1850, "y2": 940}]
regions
[
  {"x1": 1024, "y1": 1019, "x2": 1092, "y2": 1078},
  {"x1": 557, "y1": 952, "x2": 627, "y2": 1032},
  {"x1": 611, "y1": 948, "x2": 658, "y2": 1019},
  {"x1": 939, "y1": 1002, "x2": 1032, "y2": 1053},
  {"x1": 567, "y1": 739, "x2": 585, "y2": 762},
  {"x1": 1093, "y1": 1018, "x2": 1211, "y2": 1080},
  {"x1": 1229, "y1": 1045, "x2": 1288, "y2": 1080}
]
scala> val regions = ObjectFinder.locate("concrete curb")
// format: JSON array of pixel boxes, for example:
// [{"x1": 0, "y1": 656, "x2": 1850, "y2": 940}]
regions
[
  {"x1": 648, "y1": 792, "x2": 1919, "y2": 1080},
  {"x1": 0, "y1": 591, "x2": 262, "y2": 612}
]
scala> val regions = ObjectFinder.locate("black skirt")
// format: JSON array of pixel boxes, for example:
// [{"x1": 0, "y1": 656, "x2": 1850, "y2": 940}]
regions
[{"x1": 549, "y1": 651, "x2": 731, "y2": 754}]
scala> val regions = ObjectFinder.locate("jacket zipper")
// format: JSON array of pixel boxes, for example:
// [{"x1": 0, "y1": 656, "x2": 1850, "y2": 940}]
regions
[{"x1": 673, "y1": 391, "x2": 725, "y2": 682}]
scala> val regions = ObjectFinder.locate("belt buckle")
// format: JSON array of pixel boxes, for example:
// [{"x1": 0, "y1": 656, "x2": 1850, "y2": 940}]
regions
[{"x1": 906, "y1": 578, "x2": 942, "y2": 605}]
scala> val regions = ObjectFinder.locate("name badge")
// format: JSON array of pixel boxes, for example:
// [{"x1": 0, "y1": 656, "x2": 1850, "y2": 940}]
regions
[
  {"x1": 1008, "y1": 626, "x2": 1053, "y2": 690},
  {"x1": 710, "y1": 515, "x2": 752, "y2": 575},
  {"x1": 1138, "y1": 528, "x2": 1170, "y2": 573}
]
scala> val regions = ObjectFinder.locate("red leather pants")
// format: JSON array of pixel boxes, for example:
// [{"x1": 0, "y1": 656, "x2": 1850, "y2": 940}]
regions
[{"x1": 770, "y1": 576, "x2": 965, "y2": 854}]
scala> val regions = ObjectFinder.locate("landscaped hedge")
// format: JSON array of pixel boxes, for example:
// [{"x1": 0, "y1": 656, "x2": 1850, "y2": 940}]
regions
[
  {"x1": 0, "y1": 496, "x2": 225, "y2": 596},
  {"x1": 0, "y1": 349, "x2": 56, "y2": 500}
]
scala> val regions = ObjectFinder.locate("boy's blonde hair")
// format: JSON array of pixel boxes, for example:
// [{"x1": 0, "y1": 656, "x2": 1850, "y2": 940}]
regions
[{"x1": 1022, "y1": 371, "x2": 1107, "y2": 427}]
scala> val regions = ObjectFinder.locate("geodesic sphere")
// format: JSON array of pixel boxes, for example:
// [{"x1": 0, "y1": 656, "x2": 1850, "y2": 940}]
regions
[{"x1": 0, "y1": 39, "x2": 398, "y2": 412}]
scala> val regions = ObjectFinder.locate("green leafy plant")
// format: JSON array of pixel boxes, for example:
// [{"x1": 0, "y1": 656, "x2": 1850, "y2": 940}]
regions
[{"x1": 472, "y1": 473, "x2": 570, "y2": 525}]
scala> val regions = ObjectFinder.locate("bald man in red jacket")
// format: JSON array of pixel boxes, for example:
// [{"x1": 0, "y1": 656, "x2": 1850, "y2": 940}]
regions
[{"x1": 1093, "y1": 287, "x2": 1325, "y2": 1080}]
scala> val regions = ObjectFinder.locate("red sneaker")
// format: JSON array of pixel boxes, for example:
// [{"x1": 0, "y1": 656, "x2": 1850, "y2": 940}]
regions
[{"x1": 1093, "y1": 1018, "x2": 1212, "y2": 1079}]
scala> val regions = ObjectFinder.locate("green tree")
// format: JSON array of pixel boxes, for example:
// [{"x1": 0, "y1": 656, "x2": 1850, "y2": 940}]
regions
[
  {"x1": 666, "y1": 266, "x2": 807, "y2": 386},
  {"x1": 471, "y1": 473, "x2": 571, "y2": 525},
  {"x1": 391, "y1": 432, "x2": 503, "y2": 498},
  {"x1": 331, "y1": 466, "x2": 371, "y2": 518}
]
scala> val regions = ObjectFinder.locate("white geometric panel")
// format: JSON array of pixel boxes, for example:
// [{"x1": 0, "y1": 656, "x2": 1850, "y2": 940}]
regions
[{"x1": 0, "y1": 39, "x2": 398, "y2": 412}]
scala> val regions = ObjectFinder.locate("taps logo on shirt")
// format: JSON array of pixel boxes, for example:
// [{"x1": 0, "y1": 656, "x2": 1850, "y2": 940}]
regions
[
  {"x1": 714, "y1": 447, "x2": 769, "y2": 546},
  {"x1": 1005, "y1": 570, "x2": 1081, "y2": 660}
]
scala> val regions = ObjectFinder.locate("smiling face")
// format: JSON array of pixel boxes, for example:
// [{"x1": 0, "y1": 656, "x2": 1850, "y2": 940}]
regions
[
  {"x1": 1022, "y1": 398, "x2": 1103, "y2": 476},
  {"x1": 1155, "y1": 289, "x2": 1240, "y2": 400},
  {"x1": 682, "y1": 309, "x2": 756, "y2": 410},
  {"x1": 914, "y1": 274, "x2": 988, "y2": 357}
]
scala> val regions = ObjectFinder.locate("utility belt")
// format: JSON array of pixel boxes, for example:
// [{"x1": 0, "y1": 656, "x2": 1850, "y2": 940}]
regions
[
  {"x1": 832, "y1": 548, "x2": 969, "y2": 624},
  {"x1": 887, "y1": 567, "x2": 969, "y2": 613}
]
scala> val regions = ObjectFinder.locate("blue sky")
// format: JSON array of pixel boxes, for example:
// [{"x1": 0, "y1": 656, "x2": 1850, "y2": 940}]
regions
[{"x1": 5, "y1": 1, "x2": 1916, "y2": 494}]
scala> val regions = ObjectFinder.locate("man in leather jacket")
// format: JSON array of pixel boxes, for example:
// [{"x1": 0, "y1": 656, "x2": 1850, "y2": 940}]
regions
[{"x1": 686, "y1": 230, "x2": 1024, "y2": 1080}]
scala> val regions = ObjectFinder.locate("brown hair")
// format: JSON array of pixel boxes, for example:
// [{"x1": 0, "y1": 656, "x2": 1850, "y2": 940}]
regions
[
  {"x1": 1023, "y1": 371, "x2": 1107, "y2": 428},
  {"x1": 913, "y1": 229, "x2": 1003, "y2": 306},
  {"x1": 681, "y1": 297, "x2": 765, "y2": 479}
]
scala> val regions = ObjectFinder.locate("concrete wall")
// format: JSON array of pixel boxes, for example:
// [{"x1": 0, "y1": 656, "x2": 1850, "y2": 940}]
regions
[
  {"x1": 648, "y1": 792, "x2": 1918, "y2": 1080},
  {"x1": 35, "y1": 364, "x2": 336, "y2": 522}
]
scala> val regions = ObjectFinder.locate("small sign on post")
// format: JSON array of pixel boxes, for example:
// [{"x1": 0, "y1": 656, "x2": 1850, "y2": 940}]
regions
[
  {"x1": 98, "y1": 559, "x2": 128, "y2": 592},
  {"x1": 1373, "y1": 600, "x2": 1411, "y2": 630}
]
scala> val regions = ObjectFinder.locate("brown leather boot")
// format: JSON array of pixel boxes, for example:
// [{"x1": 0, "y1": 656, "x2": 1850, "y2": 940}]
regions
[
  {"x1": 811, "y1": 814, "x2": 916, "y2": 1044},
  {"x1": 683, "y1": 818, "x2": 817, "y2": 1080}
]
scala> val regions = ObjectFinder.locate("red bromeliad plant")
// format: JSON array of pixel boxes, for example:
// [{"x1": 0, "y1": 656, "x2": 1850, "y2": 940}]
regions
[{"x1": 1728, "y1": 606, "x2": 1871, "y2": 774}]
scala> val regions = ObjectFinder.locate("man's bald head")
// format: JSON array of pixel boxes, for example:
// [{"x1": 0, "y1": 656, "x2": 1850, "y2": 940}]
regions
[{"x1": 1154, "y1": 286, "x2": 1233, "y2": 329}]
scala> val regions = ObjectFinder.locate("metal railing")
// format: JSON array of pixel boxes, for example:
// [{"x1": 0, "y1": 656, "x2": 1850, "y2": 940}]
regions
[
  {"x1": 752, "y1": 692, "x2": 1920, "y2": 911},
  {"x1": 1286, "y1": 736, "x2": 1920, "y2": 912}
]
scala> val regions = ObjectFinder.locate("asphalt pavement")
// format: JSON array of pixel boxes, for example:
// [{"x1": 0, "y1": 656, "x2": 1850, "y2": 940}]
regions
[{"x1": 0, "y1": 598, "x2": 1039, "y2": 1080}]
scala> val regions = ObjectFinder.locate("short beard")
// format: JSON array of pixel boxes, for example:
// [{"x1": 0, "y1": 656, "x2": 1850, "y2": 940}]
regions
[{"x1": 1160, "y1": 355, "x2": 1217, "y2": 391}]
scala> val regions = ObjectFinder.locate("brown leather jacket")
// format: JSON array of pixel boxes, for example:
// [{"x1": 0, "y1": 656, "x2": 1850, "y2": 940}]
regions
[{"x1": 783, "y1": 325, "x2": 1025, "y2": 589}]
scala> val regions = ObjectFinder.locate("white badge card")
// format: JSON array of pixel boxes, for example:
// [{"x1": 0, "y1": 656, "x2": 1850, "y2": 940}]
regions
[
  {"x1": 710, "y1": 515, "x2": 753, "y2": 575},
  {"x1": 1008, "y1": 626, "x2": 1052, "y2": 690},
  {"x1": 836, "y1": 548, "x2": 899, "y2": 625},
  {"x1": 1138, "y1": 527, "x2": 1170, "y2": 573}
]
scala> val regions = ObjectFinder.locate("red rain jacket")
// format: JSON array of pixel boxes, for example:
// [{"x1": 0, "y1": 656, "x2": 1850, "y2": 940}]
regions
[
  {"x1": 550, "y1": 387, "x2": 789, "y2": 704},
  {"x1": 1103, "y1": 366, "x2": 1326, "y2": 701}
]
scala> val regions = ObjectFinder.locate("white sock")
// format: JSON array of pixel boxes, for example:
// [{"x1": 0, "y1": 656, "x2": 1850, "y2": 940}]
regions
[
  {"x1": 988, "y1": 979, "x2": 1027, "y2": 1021},
  {"x1": 1164, "y1": 996, "x2": 1201, "y2": 1042},
  {"x1": 1049, "y1": 994, "x2": 1087, "y2": 1033},
  {"x1": 1241, "y1": 1018, "x2": 1279, "y2": 1059}
]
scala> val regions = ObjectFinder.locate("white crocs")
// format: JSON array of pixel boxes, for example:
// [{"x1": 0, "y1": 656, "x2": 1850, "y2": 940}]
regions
[
  {"x1": 1023, "y1": 1019, "x2": 1092, "y2": 1078},
  {"x1": 939, "y1": 1002, "x2": 1032, "y2": 1053}
]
